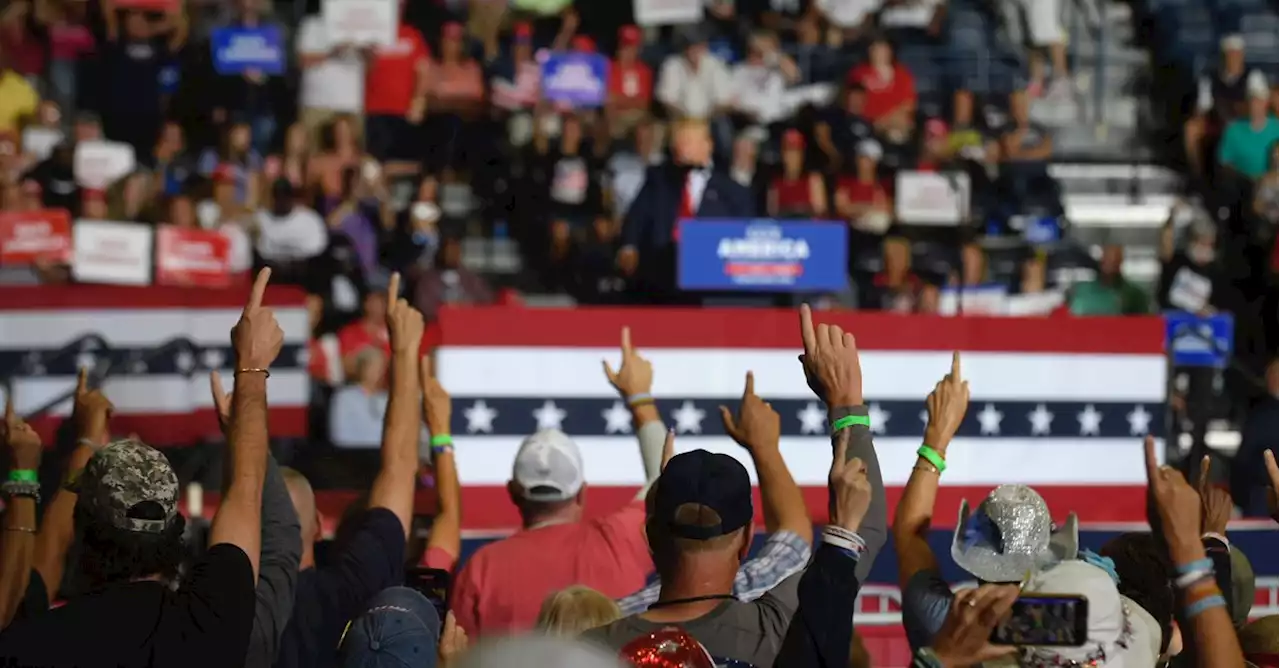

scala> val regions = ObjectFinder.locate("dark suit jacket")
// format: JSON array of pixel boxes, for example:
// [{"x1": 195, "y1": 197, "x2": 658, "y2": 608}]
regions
[{"x1": 620, "y1": 164, "x2": 756, "y2": 254}]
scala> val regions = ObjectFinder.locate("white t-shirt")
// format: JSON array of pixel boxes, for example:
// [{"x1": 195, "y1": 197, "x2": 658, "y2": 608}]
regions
[
  {"x1": 656, "y1": 54, "x2": 733, "y2": 119},
  {"x1": 815, "y1": 0, "x2": 880, "y2": 27},
  {"x1": 729, "y1": 62, "x2": 788, "y2": 123},
  {"x1": 296, "y1": 16, "x2": 365, "y2": 113},
  {"x1": 255, "y1": 206, "x2": 328, "y2": 262}
]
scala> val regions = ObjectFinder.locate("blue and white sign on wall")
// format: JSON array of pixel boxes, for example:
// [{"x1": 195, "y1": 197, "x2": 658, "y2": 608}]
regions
[
  {"x1": 540, "y1": 52, "x2": 609, "y2": 107},
  {"x1": 1165, "y1": 311, "x2": 1234, "y2": 368},
  {"x1": 211, "y1": 26, "x2": 285, "y2": 75},
  {"x1": 678, "y1": 219, "x2": 848, "y2": 292}
]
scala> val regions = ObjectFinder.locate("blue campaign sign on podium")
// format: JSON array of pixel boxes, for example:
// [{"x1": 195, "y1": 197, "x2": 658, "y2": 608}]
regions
[
  {"x1": 1164, "y1": 311, "x2": 1234, "y2": 368},
  {"x1": 677, "y1": 219, "x2": 848, "y2": 292}
]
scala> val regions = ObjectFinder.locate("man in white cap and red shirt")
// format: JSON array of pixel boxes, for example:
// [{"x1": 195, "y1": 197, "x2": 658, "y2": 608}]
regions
[{"x1": 449, "y1": 329, "x2": 668, "y2": 637}]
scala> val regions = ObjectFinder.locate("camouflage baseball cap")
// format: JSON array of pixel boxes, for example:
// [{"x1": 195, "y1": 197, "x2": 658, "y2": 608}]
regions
[{"x1": 77, "y1": 439, "x2": 179, "y2": 534}]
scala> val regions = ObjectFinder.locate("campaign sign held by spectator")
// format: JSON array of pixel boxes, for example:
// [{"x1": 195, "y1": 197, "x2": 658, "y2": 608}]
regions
[
  {"x1": 633, "y1": 0, "x2": 702, "y2": 25},
  {"x1": 541, "y1": 52, "x2": 609, "y2": 108},
  {"x1": 323, "y1": 0, "x2": 398, "y2": 47},
  {"x1": 0, "y1": 209, "x2": 72, "y2": 266},
  {"x1": 155, "y1": 226, "x2": 232, "y2": 288},
  {"x1": 72, "y1": 220, "x2": 154, "y2": 286},
  {"x1": 1165, "y1": 311, "x2": 1234, "y2": 368},
  {"x1": 211, "y1": 26, "x2": 285, "y2": 75},
  {"x1": 678, "y1": 219, "x2": 848, "y2": 292},
  {"x1": 74, "y1": 140, "x2": 136, "y2": 189},
  {"x1": 895, "y1": 170, "x2": 970, "y2": 225}
]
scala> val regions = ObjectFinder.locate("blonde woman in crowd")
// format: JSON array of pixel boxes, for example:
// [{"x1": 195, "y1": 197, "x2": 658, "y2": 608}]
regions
[{"x1": 535, "y1": 586, "x2": 622, "y2": 638}]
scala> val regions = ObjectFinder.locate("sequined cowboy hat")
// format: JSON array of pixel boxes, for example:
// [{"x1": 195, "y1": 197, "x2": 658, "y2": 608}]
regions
[
  {"x1": 1014, "y1": 560, "x2": 1161, "y2": 668},
  {"x1": 951, "y1": 485, "x2": 1079, "y2": 584}
]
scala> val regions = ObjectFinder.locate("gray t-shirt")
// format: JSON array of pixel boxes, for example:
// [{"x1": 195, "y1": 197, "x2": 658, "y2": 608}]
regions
[{"x1": 582, "y1": 570, "x2": 802, "y2": 668}]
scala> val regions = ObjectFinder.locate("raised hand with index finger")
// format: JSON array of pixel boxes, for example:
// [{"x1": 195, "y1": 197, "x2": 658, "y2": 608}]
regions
[
  {"x1": 718, "y1": 371, "x2": 780, "y2": 452},
  {"x1": 1144, "y1": 435, "x2": 1202, "y2": 550},
  {"x1": 797, "y1": 304, "x2": 862, "y2": 406},
  {"x1": 2, "y1": 392, "x2": 42, "y2": 471},
  {"x1": 72, "y1": 366, "x2": 114, "y2": 445},
  {"x1": 602, "y1": 326, "x2": 653, "y2": 399},
  {"x1": 231, "y1": 268, "x2": 285, "y2": 372},
  {"x1": 385, "y1": 272, "x2": 425, "y2": 356},
  {"x1": 924, "y1": 351, "x2": 971, "y2": 456}
]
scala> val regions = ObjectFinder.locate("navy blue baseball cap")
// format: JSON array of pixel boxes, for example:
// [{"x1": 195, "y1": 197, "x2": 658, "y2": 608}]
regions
[
  {"x1": 653, "y1": 449, "x2": 754, "y2": 540},
  {"x1": 339, "y1": 587, "x2": 441, "y2": 668}
]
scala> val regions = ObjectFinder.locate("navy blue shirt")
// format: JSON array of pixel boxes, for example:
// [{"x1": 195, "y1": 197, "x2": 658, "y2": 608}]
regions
[
  {"x1": 273, "y1": 508, "x2": 406, "y2": 668},
  {"x1": 103, "y1": 37, "x2": 171, "y2": 113}
]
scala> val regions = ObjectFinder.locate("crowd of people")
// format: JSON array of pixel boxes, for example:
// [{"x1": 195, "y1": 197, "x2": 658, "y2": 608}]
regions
[{"x1": 0, "y1": 268, "x2": 1275, "y2": 668}]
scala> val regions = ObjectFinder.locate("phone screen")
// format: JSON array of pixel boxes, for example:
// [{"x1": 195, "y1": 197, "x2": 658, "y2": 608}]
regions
[
  {"x1": 405, "y1": 567, "x2": 451, "y2": 621},
  {"x1": 990, "y1": 595, "x2": 1089, "y2": 646}
]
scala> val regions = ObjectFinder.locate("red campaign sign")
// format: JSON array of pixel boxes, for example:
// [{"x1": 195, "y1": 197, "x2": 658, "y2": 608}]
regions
[
  {"x1": 111, "y1": 0, "x2": 180, "y2": 10},
  {"x1": 0, "y1": 209, "x2": 72, "y2": 266},
  {"x1": 155, "y1": 226, "x2": 231, "y2": 288}
]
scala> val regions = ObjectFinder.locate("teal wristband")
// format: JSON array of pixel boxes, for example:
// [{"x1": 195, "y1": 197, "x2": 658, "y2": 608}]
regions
[
  {"x1": 8, "y1": 470, "x2": 37, "y2": 483},
  {"x1": 831, "y1": 415, "x2": 870, "y2": 431},
  {"x1": 916, "y1": 445, "x2": 947, "y2": 474},
  {"x1": 430, "y1": 434, "x2": 453, "y2": 447},
  {"x1": 1185, "y1": 594, "x2": 1226, "y2": 618}
]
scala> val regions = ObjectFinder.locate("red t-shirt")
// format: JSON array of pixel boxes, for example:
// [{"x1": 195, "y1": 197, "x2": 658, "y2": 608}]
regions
[
  {"x1": 449, "y1": 503, "x2": 651, "y2": 637},
  {"x1": 365, "y1": 26, "x2": 429, "y2": 115},
  {"x1": 837, "y1": 176, "x2": 885, "y2": 205},
  {"x1": 337, "y1": 320, "x2": 430, "y2": 361},
  {"x1": 770, "y1": 175, "x2": 812, "y2": 216},
  {"x1": 608, "y1": 60, "x2": 653, "y2": 108},
  {"x1": 847, "y1": 63, "x2": 916, "y2": 123}
]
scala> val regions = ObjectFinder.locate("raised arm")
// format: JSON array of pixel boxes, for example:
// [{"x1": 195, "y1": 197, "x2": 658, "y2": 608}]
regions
[
  {"x1": 421, "y1": 357, "x2": 460, "y2": 566},
  {"x1": 33, "y1": 369, "x2": 112, "y2": 606},
  {"x1": 602, "y1": 326, "x2": 664, "y2": 487},
  {"x1": 367, "y1": 272, "x2": 425, "y2": 536},
  {"x1": 1147, "y1": 436, "x2": 1245, "y2": 668},
  {"x1": 211, "y1": 371, "x2": 300, "y2": 668},
  {"x1": 720, "y1": 372, "x2": 812, "y2": 543},
  {"x1": 209, "y1": 267, "x2": 285, "y2": 580},
  {"x1": 798, "y1": 304, "x2": 885, "y2": 581},
  {"x1": 893, "y1": 352, "x2": 969, "y2": 590},
  {"x1": 0, "y1": 395, "x2": 41, "y2": 629}
]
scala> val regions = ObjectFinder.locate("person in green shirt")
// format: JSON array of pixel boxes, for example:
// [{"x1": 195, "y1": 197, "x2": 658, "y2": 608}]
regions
[
  {"x1": 1069, "y1": 244, "x2": 1151, "y2": 315},
  {"x1": 1218, "y1": 86, "x2": 1280, "y2": 180}
]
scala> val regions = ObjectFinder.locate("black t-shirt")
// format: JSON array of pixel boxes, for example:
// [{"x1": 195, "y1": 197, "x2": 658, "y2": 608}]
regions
[
  {"x1": 1158, "y1": 252, "x2": 1229, "y2": 313},
  {"x1": 303, "y1": 236, "x2": 371, "y2": 336},
  {"x1": 824, "y1": 108, "x2": 874, "y2": 156},
  {"x1": 25, "y1": 154, "x2": 81, "y2": 215},
  {"x1": 0, "y1": 544, "x2": 255, "y2": 668},
  {"x1": 103, "y1": 37, "x2": 171, "y2": 113},
  {"x1": 273, "y1": 508, "x2": 406, "y2": 668},
  {"x1": 536, "y1": 145, "x2": 604, "y2": 223}
]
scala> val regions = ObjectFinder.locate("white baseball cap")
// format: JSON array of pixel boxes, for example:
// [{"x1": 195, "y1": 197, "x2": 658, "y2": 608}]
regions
[{"x1": 512, "y1": 430, "x2": 585, "y2": 502}]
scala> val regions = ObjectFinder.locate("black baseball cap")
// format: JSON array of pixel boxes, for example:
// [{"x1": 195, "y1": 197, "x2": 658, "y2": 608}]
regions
[{"x1": 653, "y1": 450, "x2": 753, "y2": 540}]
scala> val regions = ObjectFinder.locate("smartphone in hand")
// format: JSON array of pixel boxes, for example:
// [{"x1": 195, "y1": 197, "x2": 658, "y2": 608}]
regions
[{"x1": 990, "y1": 594, "x2": 1089, "y2": 646}]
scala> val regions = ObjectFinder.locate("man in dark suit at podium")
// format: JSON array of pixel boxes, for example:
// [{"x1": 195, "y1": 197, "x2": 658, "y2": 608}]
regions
[{"x1": 617, "y1": 119, "x2": 755, "y2": 304}]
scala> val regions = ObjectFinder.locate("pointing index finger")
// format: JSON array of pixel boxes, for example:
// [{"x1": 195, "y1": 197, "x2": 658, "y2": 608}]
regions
[
  {"x1": 744, "y1": 370, "x2": 755, "y2": 398},
  {"x1": 76, "y1": 366, "x2": 88, "y2": 396},
  {"x1": 246, "y1": 267, "x2": 272, "y2": 311},
  {"x1": 387, "y1": 272, "x2": 401, "y2": 305},
  {"x1": 1143, "y1": 435, "x2": 1160, "y2": 483},
  {"x1": 1198, "y1": 455, "x2": 1211, "y2": 493},
  {"x1": 950, "y1": 350, "x2": 962, "y2": 381},
  {"x1": 3, "y1": 390, "x2": 12, "y2": 423},
  {"x1": 799, "y1": 304, "x2": 816, "y2": 353},
  {"x1": 620, "y1": 326, "x2": 632, "y2": 355}
]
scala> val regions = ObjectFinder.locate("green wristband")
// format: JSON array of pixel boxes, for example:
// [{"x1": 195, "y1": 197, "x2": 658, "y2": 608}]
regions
[
  {"x1": 8, "y1": 470, "x2": 37, "y2": 483},
  {"x1": 831, "y1": 415, "x2": 870, "y2": 432},
  {"x1": 430, "y1": 434, "x2": 453, "y2": 447},
  {"x1": 916, "y1": 445, "x2": 947, "y2": 474}
]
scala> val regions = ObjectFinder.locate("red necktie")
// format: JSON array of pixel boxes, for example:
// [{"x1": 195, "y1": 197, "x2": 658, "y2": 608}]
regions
[{"x1": 675, "y1": 174, "x2": 694, "y2": 242}]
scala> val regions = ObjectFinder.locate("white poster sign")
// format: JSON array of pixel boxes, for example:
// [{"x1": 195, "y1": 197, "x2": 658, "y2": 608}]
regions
[
  {"x1": 22, "y1": 127, "x2": 64, "y2": 162},
  {"x1": 73, "y1": 140, "x2": 136, "y2": 189},
  {"x1": 895, "y1": 170, "x2": 970, "y2": 226},
  {"x1": 633, "y1": 0, "x2": 701, "y2": 26},
  {"x1": 72, "y1": 220, "x2": 154, "y2": 286},
  {"x1": 323, "y1": 0, "x2": 398, "y2": 47}
]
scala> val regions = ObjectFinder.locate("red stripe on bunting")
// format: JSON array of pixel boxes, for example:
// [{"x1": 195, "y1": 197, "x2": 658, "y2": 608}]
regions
[{"x1": 438, "y1": 307, "x2": 1166, "y2": 354}]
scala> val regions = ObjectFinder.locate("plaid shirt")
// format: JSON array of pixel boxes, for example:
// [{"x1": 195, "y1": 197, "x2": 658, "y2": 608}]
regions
[{"x1": 616, "y1": 530, "x2": 812, "y2": 616}]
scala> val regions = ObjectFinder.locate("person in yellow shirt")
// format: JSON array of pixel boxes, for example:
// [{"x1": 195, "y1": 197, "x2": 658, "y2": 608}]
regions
[{"x1": 0, "y1": 63, "x2": 39, "y2": 134}]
